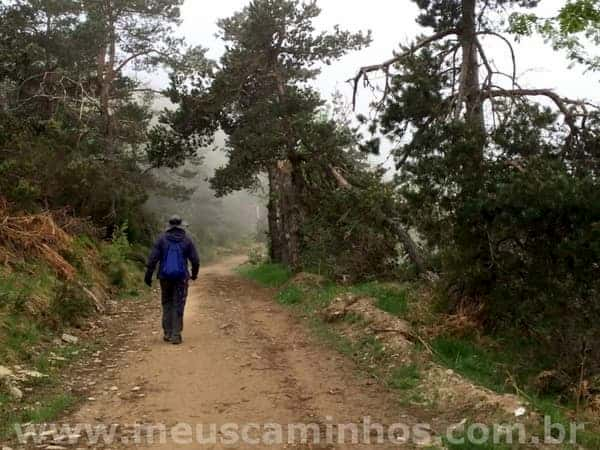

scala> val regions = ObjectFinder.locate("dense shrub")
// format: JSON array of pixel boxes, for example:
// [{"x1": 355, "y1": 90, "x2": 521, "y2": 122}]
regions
[
  {"x1": 49, "y1": 281, "x2": 94, "y2": 327},
  {"x1": 301, "y1": 173, "x2": 401, "y2": 282},
  {"x1": 101, "y1": 224, "x2": 131, "y2": 287},
  {"x1": 437, "y1": 157, "x2": 600, "y2": 382}
]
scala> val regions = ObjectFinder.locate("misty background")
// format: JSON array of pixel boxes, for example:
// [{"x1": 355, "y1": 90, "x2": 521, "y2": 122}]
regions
[{"x1": 144, "y1": 94, "x2": 267, "y2": 258}]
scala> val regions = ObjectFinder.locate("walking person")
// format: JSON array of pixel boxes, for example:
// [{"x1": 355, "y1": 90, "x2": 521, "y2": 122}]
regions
[{"x1": 145, "y1": 215, "x2": 200, "y2": 345}]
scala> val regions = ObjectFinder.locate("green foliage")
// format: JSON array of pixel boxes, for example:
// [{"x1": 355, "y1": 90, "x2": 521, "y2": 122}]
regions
[
  {"x1": 352, "y1": 282, "x2": 408, "y2": 316},
  {"x1": 431, "y1": 337, "x2": 510, "y2": 393},
  {"x1": 435, "y1": 158, "x2": 600, "y2": 381},
  {"x1": 0, "y1": 314, "x2": 44, "y2": 362},
  {"x1": 49, "y1": 281, "x2": 93, "y2": 327},
  {"x1": 1, "y1": 393, "x2": 75, "y2": 439},
  {"x1": 301, "y1": 168, "x2": 402, "y2": 281},
  {"x1": 22, "y1": 393, "x2": 75, "y2": 423},
  {"x1": 366, "y1": 0, "x2": 600, "y2": 394},
  {"x1": 389, "y1": 364, "x2": 421, "y2": 390},
  {"x1": 277, "y1": 285, "x2": 303, "y2": 305},
  {"x1": 0, "y1": 272, "x2": 31, "y2": 314},
  {"x1": 0, "y1": 260, "x2": 99, "y2": 337},
  {"x1": 0, "y1": 0, "x2": 203, "y2": 234},
  {"x1": 238, "y1": 263, "x2": 292, "y2": 288},
  {"x1": 160, "y1": 0, "x2": 371, "y2": 268},
  {"x1": 247, "y1": 245, "x2": 268, "y2": 266},
  {"x1": 355, "y1": 335, "x2": 387, "y2": 363},
  {"x1": 442, "y1": 432, "x2": 511, "y2": 450},
  {"x1": 101, "y1": 223, "x2": 131, "y2": 287},
  {"x1": 510, "y1": 0, "x2": 600, "y2": 70}
]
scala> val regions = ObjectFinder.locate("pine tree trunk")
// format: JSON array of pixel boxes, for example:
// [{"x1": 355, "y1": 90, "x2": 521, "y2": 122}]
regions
[
  {"x1": 97, "y1": 1, "x2": 116, "y2": 156},
  {"x1": 267, "y1": 68, "x2": 303, "y2": 270},
  {"x1": 286, "y1": 160, "x2": 304, "y2": 270},
  {"x1": 268, "y1": 161, "x2": 302, "y2": 269},
  {"x1": 267, "y1": 165, "x2": 283, "y2": 263},
  {"x1": 460, "y1": 0, "x2": 485, "y2": 135}
]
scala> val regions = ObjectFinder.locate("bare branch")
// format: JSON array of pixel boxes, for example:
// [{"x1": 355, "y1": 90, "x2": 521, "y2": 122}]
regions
[
  {"x1": 482, "y1": 88, "x2": 600, "y2": 145},
  {"x1": 115, "y1": 49, "x2": 173, "y2": 73},
  {"x1": 131, "y1": 88, "x2": 165, "y2": 95},
  {"x1": 474, "y1": 38, "x2": 493, "y2": 88},
  {"x1": 350, "y1": 28, "x2": 459, "y2": 108},
  {"x1": 329, "y1": 165, "x2": 352, "y2": 189},
  {"x1": 483, "y1": 88, "x2": 581, "y2": 129},
  {"x1": 476, "y1": 31, "x2": 517, "y2": 90}
]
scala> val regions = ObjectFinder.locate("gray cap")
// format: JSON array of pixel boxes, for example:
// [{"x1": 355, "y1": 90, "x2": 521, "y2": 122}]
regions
[{"x1": 166, "y1": 214, "x2": 188, "y2": 230}]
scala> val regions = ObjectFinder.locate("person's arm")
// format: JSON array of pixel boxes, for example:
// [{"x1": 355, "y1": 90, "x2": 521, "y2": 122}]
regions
[
  {"x1": 188, "y1": 239, "x2": 200, "y2": 280},
  {"x1": 145, "y1": 236, "x2": 163, "y2": 286}
]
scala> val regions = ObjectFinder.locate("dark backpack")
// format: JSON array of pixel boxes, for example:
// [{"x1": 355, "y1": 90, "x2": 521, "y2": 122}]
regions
[{"x1": 160, "y1": 241, "x2": 187, "y2": 280}]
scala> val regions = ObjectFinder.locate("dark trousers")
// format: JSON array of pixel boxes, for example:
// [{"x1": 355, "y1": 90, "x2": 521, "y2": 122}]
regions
[{"x1": 159, "y1": 279, "x2": 189, "y2": 338}]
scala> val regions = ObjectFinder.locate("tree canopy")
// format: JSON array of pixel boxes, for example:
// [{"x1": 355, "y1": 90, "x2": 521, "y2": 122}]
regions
[{"x1": 0, "y1": 0, "x2": 206, "y2": 236}]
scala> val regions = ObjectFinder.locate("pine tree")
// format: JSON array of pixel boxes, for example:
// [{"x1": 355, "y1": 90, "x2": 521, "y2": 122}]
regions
[{"x1": 161, "y1": 0, "x2": 370, "y2": 268}]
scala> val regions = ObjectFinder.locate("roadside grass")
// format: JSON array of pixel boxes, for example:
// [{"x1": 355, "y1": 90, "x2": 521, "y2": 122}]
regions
[
  {"x1": 0, "y1": 336, "x2": 96, "y2": 440},
  {"x1": 33, "y1": 342, "x2": 93, "y2": 377},
  {"x1": 432, "y1": 333, "x2": 600, "y2": 447},
  {"x1": 119, "y1": 260, "x2": 146, "y2": 300},
  {"x1": 1, "y1": 315, "x2": 45, "y2": 363},
  {"x1": 0, "y1": 342, "x2": 87, "y2": 440},
  {"x1": 238, "y1": 263, "x2": 292, "y2": 288},
  {"x1": 430, "y1": 336, "x2": 510, "y2": 394},
  {"x1": 0, "y1": 393, "x2": 76, "y2": 439},
  {"x1": 306, "y1": 315, "x2": 355, "y2": 358},
  {"x1": 277, "y1": 284, "x2": 303, "y2": 305},
  {"x1": 442, "y1": 433, "x2": 511, "y2": 450},
  {"x1": 351, "y1": 282, "x2": 408, "y2": 316},
  {"x1": 389, "y1": 364, "x2": 421, "y2": 390},
  {"x1": 239, "y1": 265, "x2": 425, "y2": 400}
]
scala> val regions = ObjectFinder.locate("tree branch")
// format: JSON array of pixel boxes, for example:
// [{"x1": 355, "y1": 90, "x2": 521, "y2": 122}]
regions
[
  {"x1": 115, "y1": 49, "x2": 173, "y2": 73},
  {"x1": 476, "y1": 31, "x2": 517, "y2": 90},
  {"x1": 482, "y1": 88, "x2": 586, "y2": 131},
  {"x1": 350, "y1": 28, "x2": 459, "y2": 108}
]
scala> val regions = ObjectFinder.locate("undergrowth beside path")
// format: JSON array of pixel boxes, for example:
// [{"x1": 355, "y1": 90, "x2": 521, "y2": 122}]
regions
[{"x1": 0, "y1": 223, "x2": 149, "y2": 442}]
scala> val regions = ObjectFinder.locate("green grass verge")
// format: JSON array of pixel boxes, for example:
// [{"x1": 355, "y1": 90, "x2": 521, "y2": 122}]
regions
[
  {"x1": 389, "y1": 364, "x2": 421, "y2": 390},
  {"x1": 431, "y1": 336, "x2": 509, "y2": 393},
  {"x1": 442, "y1": 432, "x2": 511, "y2": 450},
  {"x1": 237, "y1": 263, "x2": 292, "y2": 288},
  {"x1": 351, "y1": 282, "x2": 408, "y2": 316},
  {"x1": 0, "y1": 393, "x2": 76, "y2": 439},
  {"x1": 277, "y1": 284, "x2": 304, "y2": 305},
  {"x1": 240, "y1": 265, "x2": 423, "y2": 399}
]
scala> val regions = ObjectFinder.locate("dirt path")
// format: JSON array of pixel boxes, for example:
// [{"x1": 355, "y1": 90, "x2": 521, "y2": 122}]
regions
[{"x1": 67, "y1": 256, "x2": 426, "y2": 449}]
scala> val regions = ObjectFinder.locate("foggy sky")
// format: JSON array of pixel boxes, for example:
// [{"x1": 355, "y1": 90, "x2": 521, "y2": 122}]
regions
[{"x1": 173, "y1": 0, "x2": 599, "y2": 109}]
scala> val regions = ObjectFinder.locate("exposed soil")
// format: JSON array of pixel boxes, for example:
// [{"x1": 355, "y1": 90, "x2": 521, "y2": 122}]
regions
[{"x1": 32, "y1": 256, "x2": 438, "y2": 449}]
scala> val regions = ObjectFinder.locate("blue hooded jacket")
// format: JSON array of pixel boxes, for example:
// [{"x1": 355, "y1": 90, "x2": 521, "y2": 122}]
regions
[{"x1": 146, "y1": 228, "x2": 200, "y2": 281}]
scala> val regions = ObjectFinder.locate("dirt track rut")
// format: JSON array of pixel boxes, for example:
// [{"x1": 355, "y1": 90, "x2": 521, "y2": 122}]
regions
[{"x1": 68, "y1": 256, "x2": 423, "y2": 449}]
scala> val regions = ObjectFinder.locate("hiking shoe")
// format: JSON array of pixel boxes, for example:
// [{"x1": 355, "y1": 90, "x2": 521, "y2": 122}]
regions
[
  {"x1": 171, "y1": 335, "x2": 182, "y2": 345},
  {"x1": 163, "y1": 334, "x2": 171, "y2": 343}
]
